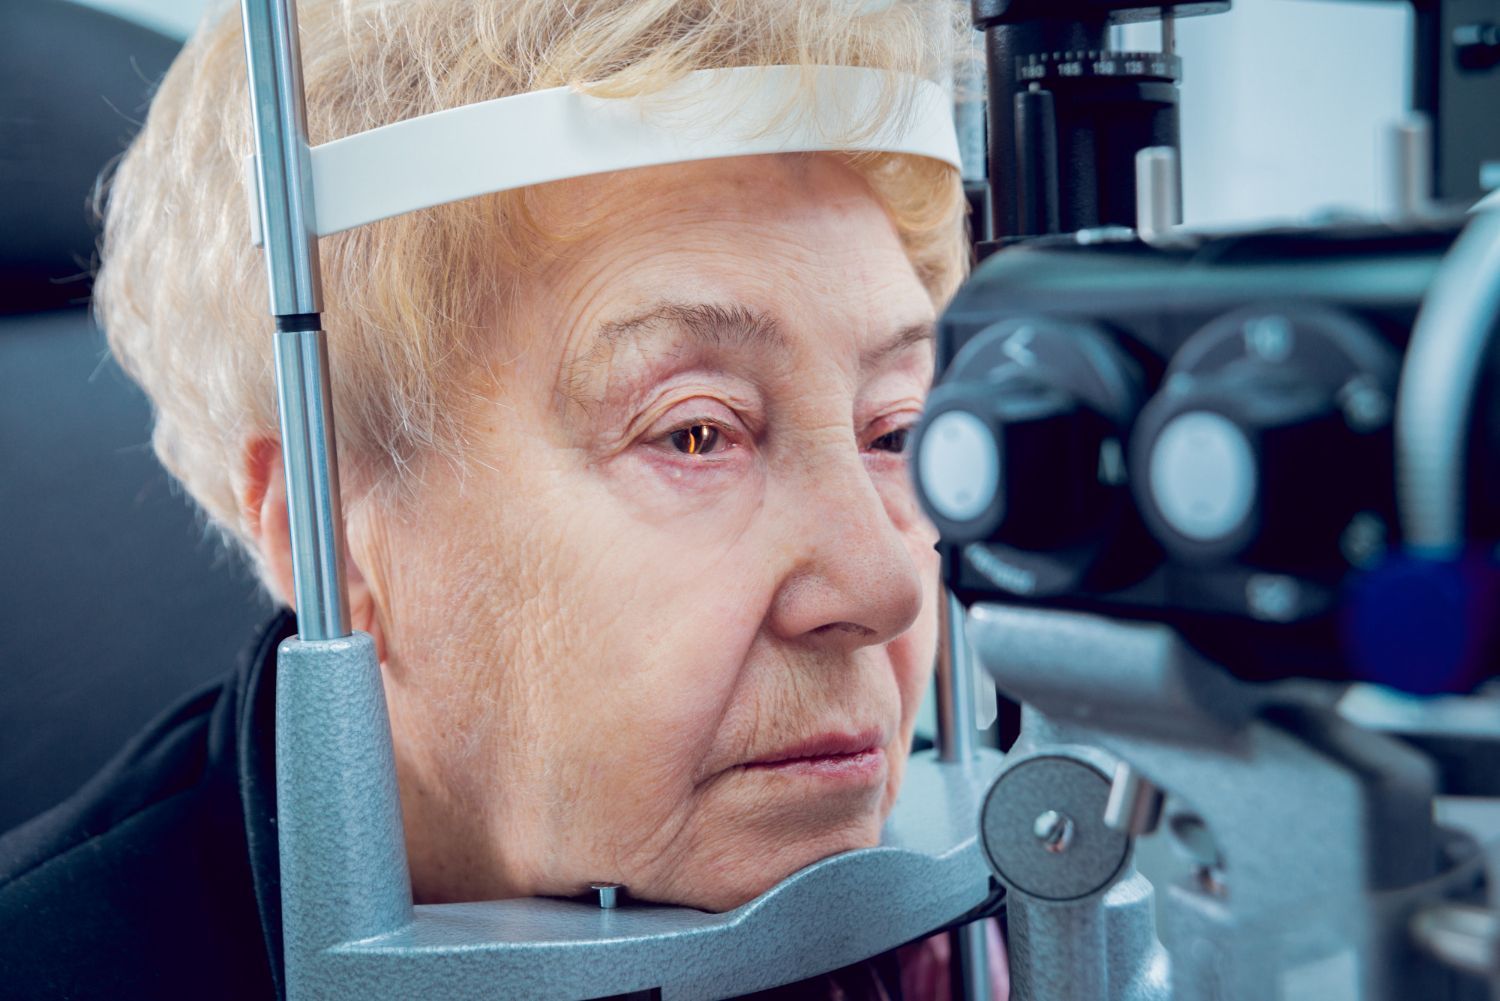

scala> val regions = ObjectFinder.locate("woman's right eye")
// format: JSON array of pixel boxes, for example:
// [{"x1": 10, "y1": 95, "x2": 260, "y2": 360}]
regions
[{"x1": 669, "y1": 423, "x2": 723, "y2": 456}]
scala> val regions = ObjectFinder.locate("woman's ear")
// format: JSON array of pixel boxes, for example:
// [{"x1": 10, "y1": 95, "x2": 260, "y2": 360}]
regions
[
  {"x1": 240, "y1": 437, "x2": 387, "y2": 661},
  {"x1": 242, "y1": 437, "x2": 295, "y2": 608}
]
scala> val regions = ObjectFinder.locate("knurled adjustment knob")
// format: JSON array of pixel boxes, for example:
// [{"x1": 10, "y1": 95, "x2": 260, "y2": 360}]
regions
[
  {"x1": 1132, "y1": 304, "x2": 1399, "y2": 575},
  {"x1": 914, "y1": 318, "x2": 1141, "y2": 573}
]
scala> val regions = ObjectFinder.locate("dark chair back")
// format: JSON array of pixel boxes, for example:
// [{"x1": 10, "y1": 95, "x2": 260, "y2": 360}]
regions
[{"x1": 0, "y1": 0, "x2": 273, "y2": 833}]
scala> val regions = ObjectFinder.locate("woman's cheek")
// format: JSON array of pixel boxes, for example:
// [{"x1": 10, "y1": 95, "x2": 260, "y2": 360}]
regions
[
  {"x1": 599, "y1": 445, "x2": 767, "y2": 540},
  {"x1": 608, "y1": 564, "x2": 769, "y2": 794}
]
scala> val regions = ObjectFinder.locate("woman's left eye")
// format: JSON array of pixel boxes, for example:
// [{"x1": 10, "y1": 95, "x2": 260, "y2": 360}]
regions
[
  {"x1": 869, "y1": 426, "x2": 911, "y2": 454},
  {"x1": 669, "y1": 422, "x2": 725, "y2": 456}
]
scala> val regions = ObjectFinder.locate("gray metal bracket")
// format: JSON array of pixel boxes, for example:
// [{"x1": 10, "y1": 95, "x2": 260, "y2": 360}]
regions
[
  {"x1": 277, "y1": 634, "x2": 1005, "y2": 1001},
  {"x1": 965, "y1": 602, "x2": 1481, "y2": 1001}
]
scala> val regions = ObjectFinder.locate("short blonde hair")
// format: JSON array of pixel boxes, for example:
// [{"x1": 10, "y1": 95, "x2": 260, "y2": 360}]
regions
[{"x1": 95, "y1": 0, "x2": 970, "y2": 555}]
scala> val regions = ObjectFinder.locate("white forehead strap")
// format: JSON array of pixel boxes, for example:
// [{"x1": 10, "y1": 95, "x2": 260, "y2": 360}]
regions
[{"x1": 246, "y1": 65, "x2": 960, "y2": 245}]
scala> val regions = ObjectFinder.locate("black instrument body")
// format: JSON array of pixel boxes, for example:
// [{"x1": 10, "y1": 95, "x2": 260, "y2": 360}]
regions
[
  {"x1": 924, "y1": 220, "x2": 1500, "y2": 690},
  {"x1": 921, "y1": 0, "x2": 1500, "y2": 693}
]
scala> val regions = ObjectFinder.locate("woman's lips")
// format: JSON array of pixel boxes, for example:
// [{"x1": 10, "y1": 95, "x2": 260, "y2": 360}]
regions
[{"x1": 742, "y1": 730, "x2": 887, "y2": 783}]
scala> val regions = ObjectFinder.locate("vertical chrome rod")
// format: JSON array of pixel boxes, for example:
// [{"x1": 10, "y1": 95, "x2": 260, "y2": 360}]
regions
[
  {"x1": 242, "y1": 0, "x2": 350, "y2": 639},
  {"x1": 936, "y1": 589, "x2": 977, "y2": 762},
  {"x1": 936, "y1": 590, "x2": 991, "y2": 1000},
  {"x1": 952, "y1": 919, "x2": 993, "y2": 1001}
]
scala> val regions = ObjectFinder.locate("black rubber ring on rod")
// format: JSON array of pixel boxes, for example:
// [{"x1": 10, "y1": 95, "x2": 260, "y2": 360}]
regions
[{"x1": 275, "y1": 312, "x2": 323, "y2": 333}]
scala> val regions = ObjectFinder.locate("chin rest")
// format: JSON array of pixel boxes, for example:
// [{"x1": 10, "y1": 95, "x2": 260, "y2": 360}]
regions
[{"x1": 274, "y1": 632, "x2": 1003, "y2": 1000}]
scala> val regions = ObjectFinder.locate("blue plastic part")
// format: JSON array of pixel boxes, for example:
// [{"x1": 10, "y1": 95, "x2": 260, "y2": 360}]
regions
[{"x1": 1344, "y1": 548, "x2": 1500, "y2": 695}]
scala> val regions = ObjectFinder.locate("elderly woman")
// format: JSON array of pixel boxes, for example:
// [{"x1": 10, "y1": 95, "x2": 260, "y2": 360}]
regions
[{"x1": 0, "y1": 0, "x2": 1006, "y2": 997}]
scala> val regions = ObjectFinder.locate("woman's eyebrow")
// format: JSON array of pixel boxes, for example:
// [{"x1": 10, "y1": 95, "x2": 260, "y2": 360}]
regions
[
  {"x1": 559, "y1": 301, "x2": 783, "y2": 413},
  {"x1": 591, "y1": 301, "x2": 787, "y2": 359},
  {"x1": 863, "y1": 322, "x2": 935, "y2": 370},
  {"x1": 562, "y1": 303, "x2": 932, "y2": 409},
  {"x1": 584, "y1": 301, "x2": 931, "y2": 367}
]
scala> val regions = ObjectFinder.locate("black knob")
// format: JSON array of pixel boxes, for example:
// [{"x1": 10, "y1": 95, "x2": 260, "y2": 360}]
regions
[
  {"x1": 914, "y1": 318, "x2": 1142, "y2": 595},
  {"x1": 1132, "y1": 304, "x2": 1399, "y2": 575}
]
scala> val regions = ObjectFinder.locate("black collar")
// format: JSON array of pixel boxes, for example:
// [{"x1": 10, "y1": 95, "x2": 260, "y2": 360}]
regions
[{"x1": 235, "y1": 609, "x2": 296, "y2": 1001}]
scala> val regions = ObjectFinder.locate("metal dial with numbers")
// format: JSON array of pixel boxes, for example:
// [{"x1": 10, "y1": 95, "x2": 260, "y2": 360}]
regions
[{"x1": 1016, "y1": 50, "x2": 1181, "y2": 84}]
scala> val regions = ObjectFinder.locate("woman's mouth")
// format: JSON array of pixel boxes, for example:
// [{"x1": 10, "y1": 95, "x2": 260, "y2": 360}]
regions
[{"x1": 742, "y1": 730, "x2": 887, "y2": 783}]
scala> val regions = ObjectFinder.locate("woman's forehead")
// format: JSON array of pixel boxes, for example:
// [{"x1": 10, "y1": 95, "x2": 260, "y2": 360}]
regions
[
  {"x1": 542, "y1": 155, "x2": 924, "y2": 312},
  {"x1": 547, "y1": 153, "x2": 885, "y2": 238},
  {"x1": 491, "y1": 152, "x2": 935, "y2": 405},
  {"x1": 578, "y1": 209, "x2": 919, "y2": 351}
]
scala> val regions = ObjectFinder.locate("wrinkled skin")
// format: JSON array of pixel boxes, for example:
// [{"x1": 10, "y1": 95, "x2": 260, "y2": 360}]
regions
[{"x1": 248, "y1": 153, "x2": 942, "y2": 912}]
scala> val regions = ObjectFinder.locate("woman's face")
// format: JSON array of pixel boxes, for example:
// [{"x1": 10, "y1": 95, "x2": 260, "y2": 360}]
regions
[{"x1": 349, "y1": 153, "x2": 942, "y2": 912}]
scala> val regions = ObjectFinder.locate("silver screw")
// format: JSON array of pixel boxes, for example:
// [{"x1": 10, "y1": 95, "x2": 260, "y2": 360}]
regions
[
  {"x1": 591, "y1": 883, "x2": 623, "y2": 909},
  {"x1": 1033, "y1": 810, "x2": 1076, "y2": 854}
]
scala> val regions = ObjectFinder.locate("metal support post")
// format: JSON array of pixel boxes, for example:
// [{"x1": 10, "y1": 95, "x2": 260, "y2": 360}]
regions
[
  {"x1": 241, "y1": 0, "x2": 413, "y2": 985},
  {"x1": 241, "y1": 0, "x2": 349, "y2": 639},
  {"x1": 937, "y1": 590, "x2": 979, "y2": 763},
  {"x1": 937, "y1": 590, "x2": 993, "y2": 1000}
]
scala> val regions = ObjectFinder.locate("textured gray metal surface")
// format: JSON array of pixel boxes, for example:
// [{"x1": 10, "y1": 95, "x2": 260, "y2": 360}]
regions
[
  {"x1": 277, "y1": 634, "x2": 413, "y2": 994},
  {"x1": 278, "y1": 633, "x2": 1004, "y2": 1001},
  {"x1": 967, "y1": 604, "x2": 1255, "y2": 743},
  {"x1": 968, "y1": 603, "x2": 1467, "y2": 1001},
  {"x1": 981, "y1": 755, "x2": 1130, "y2": 902},
  {"x1": 978, "y1": 708, "x2": 1168, "y2": 1001},
  {"x1": 1006, "y1": 870, "x2": 1169, "y2": 1001}
]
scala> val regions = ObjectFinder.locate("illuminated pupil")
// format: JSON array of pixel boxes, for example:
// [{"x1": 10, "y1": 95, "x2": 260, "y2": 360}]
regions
[
  {"x1": 874, "y1": 428, "x2": 909, "y2": 453},
  {"x1": 672, "y1": 424, "x2": 719, "y2": 455}
]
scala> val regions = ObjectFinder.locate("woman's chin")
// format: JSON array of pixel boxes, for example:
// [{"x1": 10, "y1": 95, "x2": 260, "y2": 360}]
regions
[
  {"x1": 617, "y1": 758, "x2": 899, "y2": 912},
  {"x1": 652, "y1": 818, "x2": 888, "y2": 914}
]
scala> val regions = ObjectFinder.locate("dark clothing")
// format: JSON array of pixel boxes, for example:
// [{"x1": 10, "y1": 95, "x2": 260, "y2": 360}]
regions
[{"x1": 0, "y1": 611, "x2": 295, "y2": 1000}]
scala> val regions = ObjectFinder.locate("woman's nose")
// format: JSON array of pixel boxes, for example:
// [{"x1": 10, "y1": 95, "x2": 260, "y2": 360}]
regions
[{"x1": 765, "y1": 450, "x2": 926, "y2": 651}]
